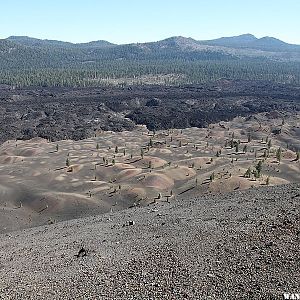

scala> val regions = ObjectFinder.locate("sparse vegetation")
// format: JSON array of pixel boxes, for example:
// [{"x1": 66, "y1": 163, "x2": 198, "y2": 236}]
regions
[
  {"x1": 255, "y1": 161, "x2": 263, "y2": 178},
  {"x1": 244, "y1": 167, "x2": 251, "y2": 178},
  {"x1": 276, "y1": 147, "x2": 282, "y2": 162}
]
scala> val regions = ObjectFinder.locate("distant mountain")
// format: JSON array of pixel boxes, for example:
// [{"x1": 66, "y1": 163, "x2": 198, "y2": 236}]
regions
[
  {"x1": 5, "y1": 34, "x2": 300, "y2": 54},
  {"x1": 200, "y1": 34, "x2": 258, "y2": 47},
  {"x1": 250, "y1": 36, "x2": 300, "y2": 51},
  {"x1": 199, "y1": 34, "x2": 300, "y2": 52},
  {"x1": 7, "y1": 36, "x2": 115, "y2": 49},
  {"x1": 146, "y1": 36, "x2": 201, "y2": 50},
  {"x1": 77, "y1": 40, "x2": 116, "y2": 48},
  {"x1": 1, "y1": 34, "x2": 300, "y2": 87},
  {"x1": 7, "y1": 36, "x2": 75, "y2": 48}
]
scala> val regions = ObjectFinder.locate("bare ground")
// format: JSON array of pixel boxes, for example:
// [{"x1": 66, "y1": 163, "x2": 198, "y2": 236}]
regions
[{"x1": 0, "y1": 183, "x2": 299, "y2": 299}]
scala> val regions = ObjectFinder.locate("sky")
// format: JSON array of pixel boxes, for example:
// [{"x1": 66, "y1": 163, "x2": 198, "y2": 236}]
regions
[{"x1": 1, "y1": 0, "x2": 300, "y2": 44}]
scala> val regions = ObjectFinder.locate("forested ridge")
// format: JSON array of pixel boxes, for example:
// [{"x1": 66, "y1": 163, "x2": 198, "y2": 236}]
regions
[{"x1": 1, "y1": 34, "x2": 300, "y2": 87}]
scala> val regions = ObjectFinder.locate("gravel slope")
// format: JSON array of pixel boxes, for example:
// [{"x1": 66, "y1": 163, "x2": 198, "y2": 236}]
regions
[{"x1": 0, "y1": 184, "x2": 299, "y2": 299}]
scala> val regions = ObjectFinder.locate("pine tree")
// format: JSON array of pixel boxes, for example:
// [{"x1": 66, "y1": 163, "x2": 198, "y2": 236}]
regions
[
  {"x1": 255, "y1": 161, "x2": 263, "y2": 177},
  {"x1": 276, "y1": 147, "x2": 282, "y2": 162},
  {"x1": 235, "y1": 143, "x2": 239, "y2": 153},
  {"x1": 244, "y1": 167, "x2": 251, "y2": 178},
  {"x1": 247, "y1": 132, "x2": 251, "y2": 143},
  {"x1": 268, "y1": 140, "x2": 272, "y2": 149}
]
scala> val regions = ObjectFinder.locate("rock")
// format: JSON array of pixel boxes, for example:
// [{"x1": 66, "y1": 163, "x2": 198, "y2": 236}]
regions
[
  {"x1": 75, "y1": 247, "x2": 87, "y2": 258},
  {"x1": 123, "y1": 220, "x2": 135, "y2": 227}
]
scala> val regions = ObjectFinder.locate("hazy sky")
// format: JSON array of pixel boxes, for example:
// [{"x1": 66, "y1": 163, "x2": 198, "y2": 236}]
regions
[{"x1": 1, "y1": 0, "x2": 300, "y2": 44}]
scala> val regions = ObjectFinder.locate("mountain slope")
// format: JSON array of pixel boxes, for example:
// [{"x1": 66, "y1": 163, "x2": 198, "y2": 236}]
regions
[
  {"x1": 200, "y1": 33, "x2": 258, "y2": 47},
  {"x1": 1, "y1": 34, "x2": 300, "y2": 87},
  {"x1": 7, "y1": 36, "x2": 75, "y2": 48},
  {"x1": 200, "y1": 34, "x2": 300, "y2": 52},
  {"x1": 7, "y1": 36, "x2": 115, "y2": 49},
  {"x1": 0, "y1": 183, "x2": 299, "y2": 299}
]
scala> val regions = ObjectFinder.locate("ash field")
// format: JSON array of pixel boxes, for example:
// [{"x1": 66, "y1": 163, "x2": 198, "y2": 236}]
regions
[{"x1": 0, "y1": 80, "x2": 300, "y2": 299}]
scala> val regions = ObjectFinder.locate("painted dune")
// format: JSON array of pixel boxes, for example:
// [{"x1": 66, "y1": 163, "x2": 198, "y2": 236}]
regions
[{"x1": 0, "y1": 112, "x2": 299, "y2": 232}]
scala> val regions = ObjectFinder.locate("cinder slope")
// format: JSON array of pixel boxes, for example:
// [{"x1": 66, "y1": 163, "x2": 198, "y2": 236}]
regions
[{"x1": 0, "y1": 184, "x2": 299, "y2": 299}]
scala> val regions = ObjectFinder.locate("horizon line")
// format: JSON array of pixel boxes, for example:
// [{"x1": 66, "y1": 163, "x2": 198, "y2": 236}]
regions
[{"x1": 2, "y1": 33, "x2": 300, "y2": 46}]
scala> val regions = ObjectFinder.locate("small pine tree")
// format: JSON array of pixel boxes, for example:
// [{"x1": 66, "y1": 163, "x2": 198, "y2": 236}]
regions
[
  {"x1": 253, "y1": 169, "x2": 259, "y2": 181},
  {"x1": 244, "y1": 168, "x2": 251, "y2": 178},
  {"x1": 235, "y1": 143, "x2": 239, "y2": 153},
  {"x1": 210, "y1": 172, "x2": 215, "y2": 182},
  {"x1": 149, "y1": 138, "x2": 153, "y2": 147},
  {"x1": 268, "y1": 140, "x2": 272, "y2": 149},
  {"x1": 247, "y1": 132, "x2": 251, "y2": 143},
  {"x1": 243, "y1": 145, "x2": 247, "y2": 153},
  {"x1": 276, "y1": 147, "x2": 282, "y2": 162},
  {"x1": 56, "y1": 144, "x2": 59, "y2": 152},
  {"x1": 66, "y1": 158, "x2": 70, "y2": 167},
  {"x1": 266, "y1": 176, "x2": 270, "y2": 185},
  {"x1": 255, "y1": 161, "x2": 263, "y2": 177},
  {"x1": 96, "y1": 143, "x2": 100, "y2": 150},
  {"x1": 115, "y1": 146, "x2": 118, "y2": 154},
  {"x1": 141, "y1": 148, "x2": 144, "y2": 159}
]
